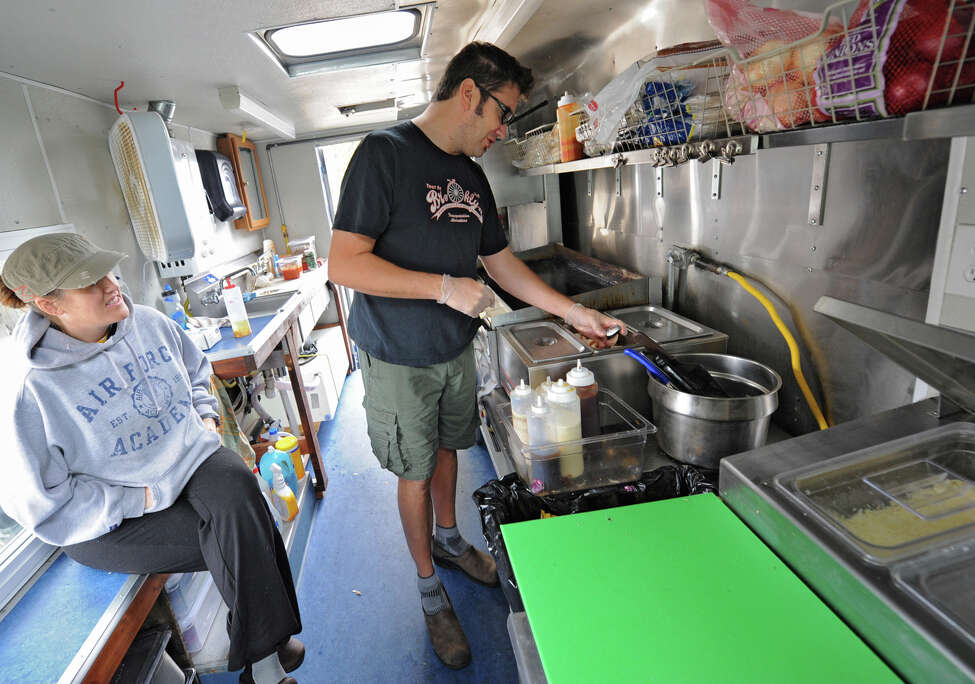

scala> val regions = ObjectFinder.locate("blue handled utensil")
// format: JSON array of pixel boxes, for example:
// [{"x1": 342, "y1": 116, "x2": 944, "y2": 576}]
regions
[{"x1": 624, "y1": 348, "x2": 670, "y2": 386}]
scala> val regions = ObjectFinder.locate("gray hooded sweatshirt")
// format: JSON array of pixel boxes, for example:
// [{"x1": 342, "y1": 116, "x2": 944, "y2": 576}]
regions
[{"x1": 0, "y1": 295, "x2": 221, "y2": 546}]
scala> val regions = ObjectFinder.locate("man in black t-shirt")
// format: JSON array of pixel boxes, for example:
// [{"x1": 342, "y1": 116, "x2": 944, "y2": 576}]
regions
[{"x1": 329, "y1": 42, "x2": 620, "y2": 670}]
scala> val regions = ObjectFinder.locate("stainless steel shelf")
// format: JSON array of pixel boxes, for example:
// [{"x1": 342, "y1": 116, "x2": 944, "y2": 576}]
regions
[
  {"x1": 518, "y1": 104, "x2": 975, "y2": 176},
  {"x1": 519, "y1": 135, "x2": 759, "y2": 176},
  {"x1": 762, "y1": 104, "x2": 975, "y2": 148}
]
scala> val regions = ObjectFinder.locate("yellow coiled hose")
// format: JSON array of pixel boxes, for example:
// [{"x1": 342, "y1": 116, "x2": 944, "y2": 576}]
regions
[{"x1": 725, "y1": 271, "x2": 829, "y2": 430}]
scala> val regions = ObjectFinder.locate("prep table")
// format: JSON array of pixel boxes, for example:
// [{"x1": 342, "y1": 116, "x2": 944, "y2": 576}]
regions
[
  {"x1": 204, "y1": 264, "x2": 338, "y2": 498},
  {"x1": 493, "y1": 295, "x2": 975, "y2": 683}
]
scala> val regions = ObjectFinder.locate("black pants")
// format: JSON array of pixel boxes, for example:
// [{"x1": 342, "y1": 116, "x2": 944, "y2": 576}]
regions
[{"x1": 63, "y1": 447, "x2": 301, "y2": 671}]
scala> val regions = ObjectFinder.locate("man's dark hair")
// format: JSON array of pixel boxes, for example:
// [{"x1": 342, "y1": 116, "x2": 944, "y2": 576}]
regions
[{"x1": 433, "y1": 42, "x2": 534, "y2": 104}]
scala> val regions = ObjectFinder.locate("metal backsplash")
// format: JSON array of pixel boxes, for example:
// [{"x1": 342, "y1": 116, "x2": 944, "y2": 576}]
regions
[{"x1": 558, "y1": 138, "x2": 951, "y2": 435}]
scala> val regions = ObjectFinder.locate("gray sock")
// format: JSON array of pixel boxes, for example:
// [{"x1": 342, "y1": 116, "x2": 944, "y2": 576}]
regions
[
  {"x1": 418, "y1": 572, "x2": 449, "y2": 615},
  {"x1": 251, "y1": 649, "x2": 287, "y2": 684},
  {"x1": 434, "y1": 524, "x2": 471, "y2": 557}
]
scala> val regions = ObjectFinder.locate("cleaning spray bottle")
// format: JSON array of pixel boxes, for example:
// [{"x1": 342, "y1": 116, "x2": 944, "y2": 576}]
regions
[{"x1": 269, "y1": 463, "x2": 298, "y2": 522}]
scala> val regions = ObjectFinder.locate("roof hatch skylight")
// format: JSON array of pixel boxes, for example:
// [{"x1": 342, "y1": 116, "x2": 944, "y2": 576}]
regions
[{"x1": 252, "y1": 5, "x2": 434, "y2": 78}]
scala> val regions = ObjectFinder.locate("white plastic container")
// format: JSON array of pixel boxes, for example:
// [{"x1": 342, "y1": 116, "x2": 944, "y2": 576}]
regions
[
  {"x1": 510, "y1": 379, "x2": 534, "y2": 444},
  {"x1": 536, "y1": 375, "x2": 554, "y2": 400},
  {"x1": 548, "y1": 379, "x2": 583, "y2": 478},
  {"x1": 165, "y1": 571, "x2": 210, "y2": 622},
  {"x1": 222, "y1": 280, "x2": 251, "y2": 338},
  {"x1": 178, "y1": 573, "x2": 225, "y2": 653}
]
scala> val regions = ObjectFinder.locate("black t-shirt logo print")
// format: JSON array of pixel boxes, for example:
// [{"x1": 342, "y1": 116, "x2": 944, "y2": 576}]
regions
[{"x1": 426, "y1": 178, "x2": 484, "y2": 223}]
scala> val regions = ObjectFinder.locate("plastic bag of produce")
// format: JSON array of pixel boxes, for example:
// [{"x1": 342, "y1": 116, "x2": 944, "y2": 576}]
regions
[
  {"x1": 473, "y1": 466, "x2": 717, "y2": 611},
  {"x1": 818, "y1": 0, "x2": 975, "y2": 118},
  {"x1": 706, "y1": 0, "x2": 845, "y2": 132}
]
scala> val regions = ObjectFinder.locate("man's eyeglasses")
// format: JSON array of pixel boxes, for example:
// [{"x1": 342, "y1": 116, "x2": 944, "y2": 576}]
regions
[{"x1": 474, "y1": 82, "x2": 514, "y2": 126}]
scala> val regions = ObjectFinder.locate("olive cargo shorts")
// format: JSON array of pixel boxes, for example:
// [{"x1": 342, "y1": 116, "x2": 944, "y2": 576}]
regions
[{"x1": 359, "y1": 344, "x2": 479, "y2": 480}]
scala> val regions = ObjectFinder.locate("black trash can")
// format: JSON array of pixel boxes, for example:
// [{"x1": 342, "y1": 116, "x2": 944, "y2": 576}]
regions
[{"x1": 474, "y1": 465, "x2": 717, "y2": 612}]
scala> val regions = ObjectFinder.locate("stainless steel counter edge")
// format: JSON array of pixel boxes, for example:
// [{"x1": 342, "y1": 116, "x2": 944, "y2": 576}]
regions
[
  {"x1": 720, "y1": 398, "x2": 975, "y2": 683},
  {"x1": 203, "y1": 267, "x2": 329, "y2": 363}
]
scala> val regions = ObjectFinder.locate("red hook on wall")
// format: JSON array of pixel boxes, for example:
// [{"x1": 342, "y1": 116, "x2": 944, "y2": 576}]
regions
[{"x1": 114, "y1": 81, "x2": 125, "y2": 114}]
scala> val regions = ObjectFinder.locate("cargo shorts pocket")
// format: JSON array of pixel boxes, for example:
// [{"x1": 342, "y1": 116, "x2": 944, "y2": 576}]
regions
[{"x1": 366, "y1": 406, "x2": 407, "y2": 475}]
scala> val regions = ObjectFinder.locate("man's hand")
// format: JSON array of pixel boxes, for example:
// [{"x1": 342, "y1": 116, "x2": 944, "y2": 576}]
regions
[
  {"x1": 564, "y1": 303, "x2": 622, "y2": 349},
  {"x1": 439, "y1": 275, "x2": 494, "y2": 318},
  {"x1": 202, "y1": 417, "x2": 218, "y2": 433}
]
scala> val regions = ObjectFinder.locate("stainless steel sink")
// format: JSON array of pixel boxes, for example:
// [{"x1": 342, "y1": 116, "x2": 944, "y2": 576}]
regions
[
  {"x1": 242, "y1": 291, "x2": 295, "y2": 318},
  {"x1": 201, "y1": 290, "x2": 295, "y2": 319}
]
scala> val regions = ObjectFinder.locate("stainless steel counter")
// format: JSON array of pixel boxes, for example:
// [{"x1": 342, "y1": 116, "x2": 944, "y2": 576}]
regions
[{"x1": 720, "y1": 399, "x2": 975, "y2": 683}]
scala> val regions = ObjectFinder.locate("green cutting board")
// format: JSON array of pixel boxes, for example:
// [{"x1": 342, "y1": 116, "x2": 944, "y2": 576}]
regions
[{"x1": 502, "y1": 493, "x2": 900, "y2": 683}]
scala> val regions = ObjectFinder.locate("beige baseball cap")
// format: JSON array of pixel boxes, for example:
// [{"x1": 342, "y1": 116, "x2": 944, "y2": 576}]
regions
[{"x1": 1, "y1": 233, "x2": 127, "y2": 302}]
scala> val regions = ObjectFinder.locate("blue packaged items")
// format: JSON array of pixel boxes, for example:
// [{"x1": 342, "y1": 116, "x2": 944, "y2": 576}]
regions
[
  {"x1": 636, "y1": 80, "x2": 697, "y2": 146},
  {"x1": 259, "y1": 449, "x2": 299, "y2": 496}
]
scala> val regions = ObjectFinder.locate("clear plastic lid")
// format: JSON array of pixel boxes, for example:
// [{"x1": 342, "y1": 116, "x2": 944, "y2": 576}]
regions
[
  {"x1": 893, "y1": 539, "x2": 975, "y2": 647},
  {"x1": 775, "y1": 423, "x2": 975, "y2": 564}
]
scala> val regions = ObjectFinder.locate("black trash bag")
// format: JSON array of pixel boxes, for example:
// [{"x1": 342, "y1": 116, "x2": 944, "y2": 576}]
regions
[{"x1": 473, "y1": 465, "x2": 717, "y2": 612}]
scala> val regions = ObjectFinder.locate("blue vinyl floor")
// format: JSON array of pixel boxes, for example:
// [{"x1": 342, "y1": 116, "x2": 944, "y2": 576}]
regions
[{"x1": 203, "y1": 370, "x2": 517, "y2": 684}]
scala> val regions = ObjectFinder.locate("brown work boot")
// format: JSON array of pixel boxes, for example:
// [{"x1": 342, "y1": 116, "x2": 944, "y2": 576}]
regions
[
  {"x1": 432, "y1": 539, "x2": 500, "y2": 587},
  {"x1": 424, "y1": 589, "x2": 471, "y2": 670}
]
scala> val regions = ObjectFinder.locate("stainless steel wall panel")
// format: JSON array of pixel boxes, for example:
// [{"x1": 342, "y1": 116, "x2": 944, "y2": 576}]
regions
[{"x1": 556, "y1": 139, "x2": 951, "y2": 434}]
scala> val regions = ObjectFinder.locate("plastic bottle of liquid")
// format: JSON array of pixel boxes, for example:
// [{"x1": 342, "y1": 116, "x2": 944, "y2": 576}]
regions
[
  {"x1": 161, "y1": 286, "x2": 188, "y2": 329},
  {"x1": 526, "y1": 395, "x2": 560, "y2": 491},
  {"x1": 222, "y1": 278, "x2": 251, "y2": 338},
  {"x1": 557, "y1": 92, "x2": 584, "y2": 163},
  {"x1": 510, "y1": 379, "x2": 534, "y2": 444},
  {"x1": 548, "y1": 379, "x2": 583, "y2": 479},
  {"x1": 274, "y1": 432, "x2": 305, "y2": 480},
  {"x1": 259, "y1": 449, "x2": 299, "y2": 497},
  {"x1": 269, "y1": 463, "x2": 298, "y2": 522},
  {"x1": 536, "y1": 375, "x2": 554, "y2": 401},
  {"x1": 566, "y1": 360, "x2": 599, "y2": 437}
]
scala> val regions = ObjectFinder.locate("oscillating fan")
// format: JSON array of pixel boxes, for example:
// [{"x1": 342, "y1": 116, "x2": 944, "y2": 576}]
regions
[{"x1": 108, "y1": 111, "x2": 195, "y2": 262}]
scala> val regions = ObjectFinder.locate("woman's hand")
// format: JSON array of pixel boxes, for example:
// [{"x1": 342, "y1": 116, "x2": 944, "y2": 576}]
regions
[
  {"x1": 144, "y1": 487, "x2": 154, "y2": 511},
  {"x1": 564, "y1": 303, "x2": 622, "y2": 349},
  {"x1": 202, "y1": 417, "x2": 218, "y2": 433}
]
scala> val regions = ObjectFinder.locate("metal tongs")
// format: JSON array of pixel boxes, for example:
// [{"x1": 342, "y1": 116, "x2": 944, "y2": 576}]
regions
[{"x1": 614, "y1": 323, "x2": 729, "y2": 397}]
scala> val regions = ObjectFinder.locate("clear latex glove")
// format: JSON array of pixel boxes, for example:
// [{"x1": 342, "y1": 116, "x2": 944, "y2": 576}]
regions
[
  {"x1": 564, "y1": 303, "x2": 622, "y2": 349},
  {"x1": 438, "y1": 274, "x2": 494, "y2": 318}
]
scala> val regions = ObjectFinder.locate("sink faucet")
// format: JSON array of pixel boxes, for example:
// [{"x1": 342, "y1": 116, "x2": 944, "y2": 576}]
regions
[{"x1": 200, "y1": 287, "x2": 222, "y2": 305}]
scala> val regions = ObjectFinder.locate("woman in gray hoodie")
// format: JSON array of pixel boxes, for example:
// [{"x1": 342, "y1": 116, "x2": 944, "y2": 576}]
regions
[{"x1": 0, "y1": 233, "x2": 302, "y2": 684}]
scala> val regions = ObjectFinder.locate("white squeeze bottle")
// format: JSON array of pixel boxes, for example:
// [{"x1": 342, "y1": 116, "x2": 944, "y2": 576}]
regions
[
  {"x1": 527, "y1": 395, "x2": 558, "y2": 455},
  {"x1": 222, "y1": 278, "x2": 252, "y2": 338},
  {"x1": 566, "y1": 360, "x2": 599, "y2": 438},
  {"x1": 269, "y1": 462, "x2": 298, "y2": 522},
  {"x1": 537, "y1": 375, "x2": 554, "y2": 401},
  {"x1": 548, "y1": 379, "x2": 583, "y2": 478},
  {"x1": 510, "y1": 379, "x2": 534, "y2": 444}
]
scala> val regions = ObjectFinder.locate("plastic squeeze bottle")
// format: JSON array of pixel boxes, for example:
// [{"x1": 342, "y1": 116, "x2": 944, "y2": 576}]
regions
[
  {"x1": 548, "y1": 379, "x2": 583, "y2": 478},
  {"x1": 536, "y1": 375, "x2": 554, "y2": 401},
  {"x1": 566, "y1": 360, "x2": 599, "y2": 437},
  {"x1": 222, "y1": 278, "x2": 251, "y2": 338},
  {"x1": 557, "y1": 92, "x2": 584, "y2": 163},
  {"x1": 269, "y1": 463, "x2": 298, "y2": 522},
  {"x1": 527, "y1": 395, "x2": 559, "y2": 493},
  {"x1": 510, "y1": 379, "x2": 534, "y2": 444}
]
